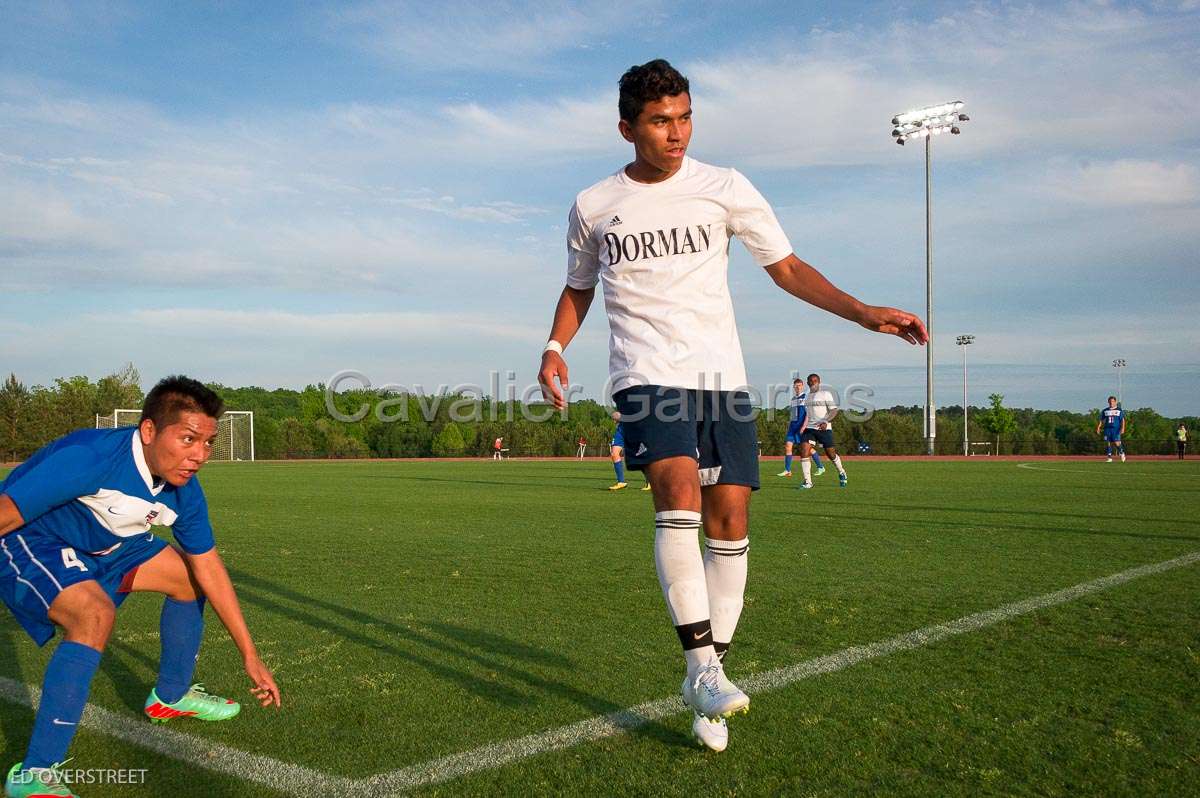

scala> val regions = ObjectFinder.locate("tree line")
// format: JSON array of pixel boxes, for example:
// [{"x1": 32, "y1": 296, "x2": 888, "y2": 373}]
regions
[{"x1": 0, "y1": 368, "x2": 1194, "y2": 461}]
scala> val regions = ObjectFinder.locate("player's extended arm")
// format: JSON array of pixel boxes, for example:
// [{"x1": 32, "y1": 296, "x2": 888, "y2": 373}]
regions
[
  {"x1": 184, "y1": 547, "x2": 281, "y2": 707},
  {"x1": 0, "y1": 495, "x2": 25, "y2": 537},
  {"x1": 538, "y1": 285, "x2": 596, "y2": 409},
  {"x1": 765, "y1": 254, "x2": 928, "y2": 345}
]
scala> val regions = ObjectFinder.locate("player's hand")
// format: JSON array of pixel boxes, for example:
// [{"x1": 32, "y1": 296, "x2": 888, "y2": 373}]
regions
[
  {"x1": 244, "y1": 654, "x2": 280, "y2": 708},
  {"x1": 858, "y1": 305, "x2": 928, "y2": 345},
  {"x1": 538, "y1": 351, "x2": 570, "y2": 409},
  {"x1": 818, "y1": 422, "x2": 828, "y2": 431}
]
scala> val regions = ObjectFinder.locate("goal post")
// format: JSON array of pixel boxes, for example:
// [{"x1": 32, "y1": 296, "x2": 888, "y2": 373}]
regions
[{"x1": 97, "y1": 408, "x2": 254, "y2": 461}]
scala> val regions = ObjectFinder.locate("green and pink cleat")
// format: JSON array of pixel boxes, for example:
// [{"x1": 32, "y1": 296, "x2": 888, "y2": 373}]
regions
[
  {"x1": 5, "y1": 762, "x2": 79, "y2": 798},
  {"x1": 143, "y1": 684, "x2": 240, "y2": 723}
]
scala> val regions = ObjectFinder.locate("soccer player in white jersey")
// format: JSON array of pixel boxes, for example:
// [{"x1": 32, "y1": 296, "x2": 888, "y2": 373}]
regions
[
  {"x1": 798, "y1": 373, "x2": 848, "y2": 489},
  {"x1": 537, "y1": 59, "x2": 926, "y2": 752},
  {"x1": 0, "y1": 377, "x2": 279, "y2": 798}
]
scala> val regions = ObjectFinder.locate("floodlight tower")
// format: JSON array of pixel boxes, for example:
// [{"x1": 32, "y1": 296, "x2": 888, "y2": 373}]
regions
[
  {"x1": 957, "y1": 335, "x2": 974, "y2": 456},
  {"x1": 1113, "y1": 358, "x2": 1126, "y2": 405},
  {"x1": 892, "y1": 100, "x2": 970, "y2": 456}
]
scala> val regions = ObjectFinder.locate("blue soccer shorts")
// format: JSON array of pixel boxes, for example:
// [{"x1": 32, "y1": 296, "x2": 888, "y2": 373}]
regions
[
  {"x1": 0, "y1": 531, "x2": 167, "y2": 646},
  {"x1": 613, "y1": 386, "x2": 759, "y2": 489},
  {"x1": 801, "y1": 427, "x2": 836, "y2": 449}
]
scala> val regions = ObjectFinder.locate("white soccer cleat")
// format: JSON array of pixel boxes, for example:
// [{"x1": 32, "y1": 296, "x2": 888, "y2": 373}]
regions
[
  {"x1": 691, "y1": 711, "x2": 728, "y2": 752},
  {"x1": 1120, "y1": 453, "x2": 1126, "y2": 462},
  {"x1": 681, "y1": 660, "x2": 750, "y2": 719},
  {"x1": 1106, "y1": 457, "x2": 1113, "y2": 463},
  {"x1": 775, "y1": 470, "x2": 791, "y2": 477}
]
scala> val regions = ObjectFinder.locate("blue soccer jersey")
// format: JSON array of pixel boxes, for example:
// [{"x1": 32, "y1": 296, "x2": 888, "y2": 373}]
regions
[
  {"x1": 2, "y1": 427, "x2": 215, "y2": 557},
  {"x1": 1100, "y1": 407, "x2": 1124, "y2": 439},
  {"x1": 611, "y1": 423, "x2": 626, "y2": 449},
  {"x1": 786, "y1": 393, "x2": 808, "y2": 443}
]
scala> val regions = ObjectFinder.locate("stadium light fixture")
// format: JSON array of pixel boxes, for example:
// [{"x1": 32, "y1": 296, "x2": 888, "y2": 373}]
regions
[
  {"x1": 891, "y1": 99, "x2": 971, "y2": 456},
  {"x1": 1112, "y1": 358, "x2": 1126, "y2": 405},
  {"x1": 957, "y1": 335, "x2": 975, "y2": 456}
]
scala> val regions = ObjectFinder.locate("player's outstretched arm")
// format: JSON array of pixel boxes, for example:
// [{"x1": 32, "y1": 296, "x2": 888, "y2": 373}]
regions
[
  {"x1": 538, "y1": 285, "x2": 595, "y2": 409},
  {"x1": 765, "y1": 255, "x2": 928, "y2": 345},
  {"x1": 0, "y1": 495, "x2": 26, "y2": 537},
  {"x1": 184, "y1": 548, "x2": 281, "y2": 708}
]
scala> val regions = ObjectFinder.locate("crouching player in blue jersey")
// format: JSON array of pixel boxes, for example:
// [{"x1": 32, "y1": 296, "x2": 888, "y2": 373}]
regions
[
  {"x1": 1096, "y1": 395, "x2": 1126, "y2": 463},
  {"x1": 776, "y1": 378, "x2": 823, "y2": 478},
  {"x1": 1, "y1": 376, "x2": 280, "y2": 798}
]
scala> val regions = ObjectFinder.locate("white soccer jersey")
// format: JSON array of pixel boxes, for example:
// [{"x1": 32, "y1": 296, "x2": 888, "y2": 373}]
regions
[
  {"x1": 805, "y1": 387, "x2": 838, "y2": 429},
  {"x1": 566, "y1": 157, "x2": 793, "y2": 394}
]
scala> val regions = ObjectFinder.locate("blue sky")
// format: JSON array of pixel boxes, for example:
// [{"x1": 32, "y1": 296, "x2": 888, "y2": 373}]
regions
[{"x1": 1, "y1": 0, "x2": 1198, "y2": 415}]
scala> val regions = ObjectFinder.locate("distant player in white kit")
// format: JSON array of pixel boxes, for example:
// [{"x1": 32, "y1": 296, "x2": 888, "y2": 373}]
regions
[
  {"x1": 798, "y1": 373, "x2": 848, "y2": 489},
  {"x1": 537, "y1": 59, "x2": 926, "y2": 752}
]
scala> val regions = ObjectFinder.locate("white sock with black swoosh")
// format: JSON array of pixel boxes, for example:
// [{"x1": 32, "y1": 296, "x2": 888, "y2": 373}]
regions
[{"x1": 654, "y1": 510, "x2": 717, "y2": 674}]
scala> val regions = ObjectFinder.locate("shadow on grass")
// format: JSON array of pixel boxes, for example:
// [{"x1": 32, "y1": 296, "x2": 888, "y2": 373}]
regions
[{"x1": 225, "y1": 568, "x2": 690, "y2": 750}]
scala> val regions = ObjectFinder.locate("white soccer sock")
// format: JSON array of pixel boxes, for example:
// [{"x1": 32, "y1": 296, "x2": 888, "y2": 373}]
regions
[
  {"x1": 704, "y1": 536, "x2": 748, "y2": 662},
  {"x1": 832, "y1": 455, "x2": 846, "y2": 476},
  {"x1": 800, "y1": 458, "x2": 812, "y2": 482},
  {"x1": 655, "y1": 510, "x2": 717, "y2": 674}
]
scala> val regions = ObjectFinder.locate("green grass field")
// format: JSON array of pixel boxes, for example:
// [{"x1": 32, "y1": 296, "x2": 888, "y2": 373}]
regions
[{"x1": 1, "y1": 459, "x2": 1198, "y2": 797}]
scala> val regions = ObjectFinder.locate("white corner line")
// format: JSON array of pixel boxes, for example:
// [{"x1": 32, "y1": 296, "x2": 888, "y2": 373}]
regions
[{"x1": 0, "y1": 678, "x2": 355, "y2": 798}]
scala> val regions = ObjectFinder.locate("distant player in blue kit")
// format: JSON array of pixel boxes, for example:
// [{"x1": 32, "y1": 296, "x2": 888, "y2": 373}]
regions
[
  {"x1": 609, "y1": 412, "x2": 650, "y2": 491},
  {"x1": 1096, "y1": 395, "x2": 1126, "y2": 463},
  {"x1": 1, "y1": 376, "x2": 279, "y2": 798},
  {"x1": 776, "y1": 378, "x2": 823, "y2": 478}
]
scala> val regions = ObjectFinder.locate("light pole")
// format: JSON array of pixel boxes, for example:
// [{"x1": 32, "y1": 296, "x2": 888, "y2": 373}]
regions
[
  {"x1": 1112, "y1": 359, "x2": 1126, "y2": 405},
  {"x1": 892, "y1": 100, "x2": 970, "y2": 455},
  {"x1": 957, "y1": 335, "x2": 974, "y2": 456}
]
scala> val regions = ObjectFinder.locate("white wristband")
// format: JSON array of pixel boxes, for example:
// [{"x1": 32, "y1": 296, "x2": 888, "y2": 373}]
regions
[{"x1": 543, "y1": 340, "x2": 563, "y2": 355}]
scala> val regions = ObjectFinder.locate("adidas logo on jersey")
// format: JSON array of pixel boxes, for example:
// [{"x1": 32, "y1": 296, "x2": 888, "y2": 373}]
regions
[
  {"x1": 609, "y1": 215, "x2": 622, "y2": 226},
  {"x1": 635, "y1": 443, "x2": 647, "y2": 456}
]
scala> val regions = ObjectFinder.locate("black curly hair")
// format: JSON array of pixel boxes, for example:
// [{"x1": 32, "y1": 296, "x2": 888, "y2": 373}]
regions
[{"x1": 618, "y1": 59, "x2": 690, "y2": 123}]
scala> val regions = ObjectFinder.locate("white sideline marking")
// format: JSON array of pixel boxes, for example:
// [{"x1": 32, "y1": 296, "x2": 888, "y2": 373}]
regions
[
  {"x1": 0, "y1": 677, "x2": 355, "y2": 798},
  {"x1": 364, "y1": 550, "x2": 1200, "y2": 795},
  {"x1": 2, "y1": 551, "x2": 1197, "y2": 797}
]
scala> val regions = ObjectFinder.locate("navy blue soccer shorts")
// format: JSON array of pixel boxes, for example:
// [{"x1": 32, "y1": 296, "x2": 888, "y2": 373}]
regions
[
  {"x1": 0, "y1": 531, "x2": 167, "y2": 646},
  {"x1": 785, "y1": 420, "x2": 805, "y2": 444},
  {"x1": 1104, "y1": 430, "x2": 1122, "y2": 443},
  {"x1": 613, "y1": 386, "x2": 759, "y2": 489},
  {"x1": 801, "y1": 427, "x2": 836, "y2": 449}
]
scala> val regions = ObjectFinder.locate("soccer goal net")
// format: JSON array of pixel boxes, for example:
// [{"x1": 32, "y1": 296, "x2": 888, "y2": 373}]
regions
[{"x1": 96, "y1": 408, "x2": 255, "y2": 461}]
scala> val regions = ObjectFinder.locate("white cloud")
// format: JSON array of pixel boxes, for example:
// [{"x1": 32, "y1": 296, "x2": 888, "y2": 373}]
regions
[
  {"x1": 1045, "y1": 159, "x2": 1199, "y2": 206},
  {"x1": 326, "y1": 0, "x2": 662, "y2": 72}
]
